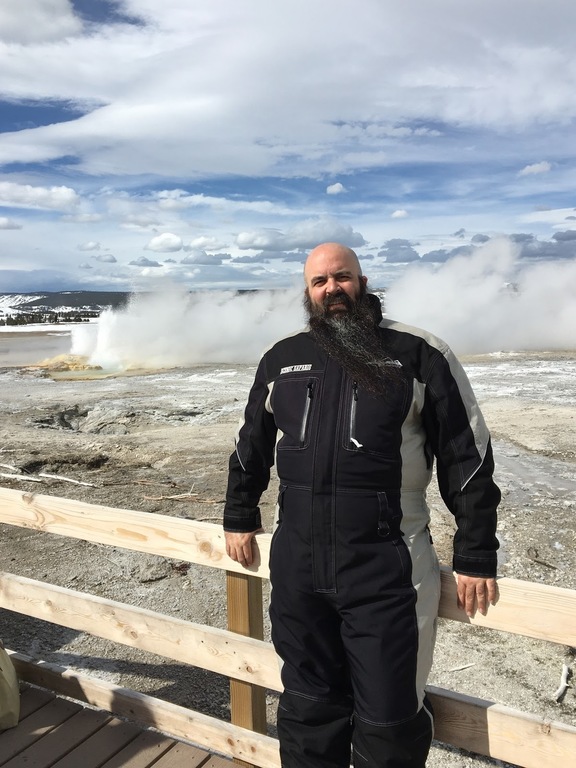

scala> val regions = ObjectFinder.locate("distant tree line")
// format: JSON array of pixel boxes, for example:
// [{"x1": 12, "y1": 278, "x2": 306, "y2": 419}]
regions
[{"x1": 0, "y1": 310, "x2": 99, "y2": 326}]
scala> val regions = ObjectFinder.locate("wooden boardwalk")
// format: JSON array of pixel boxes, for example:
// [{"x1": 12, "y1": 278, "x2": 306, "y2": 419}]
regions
[{"x1": 0, "y1": 685, "x2": 232, "y2": 768}]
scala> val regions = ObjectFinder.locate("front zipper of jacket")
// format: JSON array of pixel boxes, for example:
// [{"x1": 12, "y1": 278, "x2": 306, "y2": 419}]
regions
[{"x1": 310, "y1": 358, "x2": 345, "y2": 593}]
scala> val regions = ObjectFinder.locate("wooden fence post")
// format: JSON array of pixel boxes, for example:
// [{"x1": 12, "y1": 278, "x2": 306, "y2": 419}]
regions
[{"x1": 227, "y1": 571, "x2": 268, "y2": 767}]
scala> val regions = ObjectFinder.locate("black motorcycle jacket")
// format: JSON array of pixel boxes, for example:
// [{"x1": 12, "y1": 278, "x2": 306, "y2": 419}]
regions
[{"x1": 224, "y1": 299, "x2": 500, "y2": 578}]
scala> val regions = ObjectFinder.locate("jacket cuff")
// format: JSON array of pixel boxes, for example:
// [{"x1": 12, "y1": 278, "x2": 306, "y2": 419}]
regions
[
  {"x1": 452, "y1": 553, "x2": 498, "y2": 578},
  {"x1": 223, "y1": 509, "x2": 262, "y2": 533}
]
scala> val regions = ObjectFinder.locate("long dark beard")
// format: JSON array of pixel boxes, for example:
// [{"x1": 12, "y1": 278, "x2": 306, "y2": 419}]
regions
[{"x1": 305, "y1": 287, "x2": 405, "y2": 398}]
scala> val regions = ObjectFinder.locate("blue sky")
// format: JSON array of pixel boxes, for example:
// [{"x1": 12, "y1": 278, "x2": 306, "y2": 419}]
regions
[{"x1": 1, "y1": 0, "x2": 576, "y2": 293}]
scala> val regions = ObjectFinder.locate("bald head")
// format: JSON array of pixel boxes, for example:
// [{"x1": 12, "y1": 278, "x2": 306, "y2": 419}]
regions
[
  {"x1": 304, "y1": 243, "x2": 362, "y2": 283},
  {"x1": 304, "y1": 242, "x2": 367, "y2": 314}
]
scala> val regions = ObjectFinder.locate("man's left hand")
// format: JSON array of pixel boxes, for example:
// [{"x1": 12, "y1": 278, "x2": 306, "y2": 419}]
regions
[{"x1": 456, "y1": 574, "x2": 498, "y2": 618}]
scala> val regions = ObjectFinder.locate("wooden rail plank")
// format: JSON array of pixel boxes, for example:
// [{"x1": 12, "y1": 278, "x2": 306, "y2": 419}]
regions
[
  {"x1": 0, "y1": 487, "x2": 270, "y2": 578},
  {"x1": 439, "y1": 568, "x2": 576, "y2": 646},
  {"x1": 2, "y1": 487, "x2": 576, "y2": 646},
  {"x1": 11, "y1": 655, "x2": 281, "y2": 768},
  {"x1": 0, "y1": 573, "x2": 282, "y2": 690},
  {"x1": 428, "y1": 685, "x2": 576, "y2": 768}
]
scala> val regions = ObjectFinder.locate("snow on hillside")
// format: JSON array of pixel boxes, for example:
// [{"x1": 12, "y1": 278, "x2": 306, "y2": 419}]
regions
[{"x1": 0, "y1": 294, "x2": 47, "y2": 313}]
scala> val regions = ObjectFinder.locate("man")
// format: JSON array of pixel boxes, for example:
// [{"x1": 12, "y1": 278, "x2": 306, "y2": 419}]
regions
[{"x1": 224, "y1": 242, "x2": 500, "y2": 767}]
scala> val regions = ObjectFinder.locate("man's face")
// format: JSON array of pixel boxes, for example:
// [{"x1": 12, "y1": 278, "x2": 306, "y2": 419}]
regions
[
  {"x1": 304, "y1": 279, "x2": 366, "y2": 320},
  {"x1": 304, "y1": 248, "x2": 367, "y2": 317}
]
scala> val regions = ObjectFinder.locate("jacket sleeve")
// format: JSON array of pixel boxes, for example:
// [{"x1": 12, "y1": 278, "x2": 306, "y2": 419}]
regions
[
  {"x1": 422, "y1": 345, "x2": 500, "y2": 577},
  {"x1": 223, "y1": 356, "x2": 277, "y2": 533}
]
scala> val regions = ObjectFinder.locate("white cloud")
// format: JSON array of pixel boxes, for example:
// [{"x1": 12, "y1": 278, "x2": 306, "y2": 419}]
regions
[
  {"x1": 120, "y1": 214, "x2": 163, "y2": 231},
  {"x1": 326, "y1": 182, "x2": 346, "y2": 195},
  {"x1": 155, "y1": 190, "x2": 288, "y2": 215},
  {"x1": 235, "y1": 230, "x2": 280, "y2": 250},
  {"x1": 0, "y1": 182, "x2": 79, "y2": 211},
  {"x1": 129, "y1": 256, "x2": 162, "y2": 267},
  {"x1": 518, "y1": 161, "x2": 552, "y2": 176},
  {"x1": 187, "y1": 235, "x2": 229, "y2": 251},
  {"x1": 2, "y1": 2, "x2": 574, "y2": 181},
  {"x1": 77, "y1": 241, "x2": 101, "y2": 251},
  {"x1": 63, "y1": 213, "x2": 103, "y2": 223},
  {"x1": 92, "y1": 253, "x2": 117, "y2": 264},
  {"x1": 145, "y1": 233, "x2": 183, "y2": 252},
  {"x1": 236, "y1": 217, "x2": 366, "y2": 251},
  {"x1": 0, "y1": 216, "x2": 21, "y2": 229},
  {"x1": 0, "y1": 0, "x2": 82, "y2": 44},
  {"x1": 520, "y1": 207, "x2": 576, "y2": 225},
  {"x1": 1, "y1": 2, "x2": 576, "y2": 291},
  {"x1": 180, "y1": 249, "x2": 224, "y2": 265}
]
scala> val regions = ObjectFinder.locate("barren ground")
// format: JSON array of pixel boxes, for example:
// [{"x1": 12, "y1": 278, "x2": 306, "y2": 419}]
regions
[{"x1": 0, "y1": 350, "x2": 575, "y2": 767}]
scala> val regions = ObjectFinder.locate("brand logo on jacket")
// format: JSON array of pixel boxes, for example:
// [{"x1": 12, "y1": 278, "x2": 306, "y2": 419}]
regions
[{"x1": 280, "y1": 364, "x2": 313, "y2": 374}]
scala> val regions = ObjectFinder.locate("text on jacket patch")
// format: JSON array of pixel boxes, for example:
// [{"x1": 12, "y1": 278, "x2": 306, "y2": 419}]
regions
[{"x1": 280, "y1": 364, "x2": 313, "y2": 374}]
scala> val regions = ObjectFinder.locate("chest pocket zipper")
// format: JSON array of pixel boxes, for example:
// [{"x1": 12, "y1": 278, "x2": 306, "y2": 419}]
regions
[
  {"x1": 350, "y1": 381, "x2": 363, "y2": 449},
  {"x1": 299, "y1": 381, "x2": 314, "y2": 446}
]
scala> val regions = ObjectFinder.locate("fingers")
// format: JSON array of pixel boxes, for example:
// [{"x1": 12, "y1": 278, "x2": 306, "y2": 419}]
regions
[
  {"x1": 237, "y1": 539, "x2": 254, "y2": 566},
  {"x1": 224, "y1": 532, "x2": 256, "y2": 566},
  {"x1": 456, "y1": 579, "x2": 476, "y2": 617},
  {"x1": 226, "y1": 542, "x2": 249, "y2": 565},
  {"x1": 457, "y1": 576, "x2": 498, "y2": 618},
  {"x1": 486, "y1": 577, "x2": 499, "y2": 606},
  {"x1": 474, "y1": 581, "x2": 488, "y2": 617}
]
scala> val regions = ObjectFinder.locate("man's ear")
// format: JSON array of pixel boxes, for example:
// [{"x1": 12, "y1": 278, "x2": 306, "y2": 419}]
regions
[{"x1": 361, "y1": 275, "x2": 368, "y2": 286}]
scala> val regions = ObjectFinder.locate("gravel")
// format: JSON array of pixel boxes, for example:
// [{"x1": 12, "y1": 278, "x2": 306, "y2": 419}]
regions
[{"x1": 1, "y1": 354, "x2": 575, "y2": 767}]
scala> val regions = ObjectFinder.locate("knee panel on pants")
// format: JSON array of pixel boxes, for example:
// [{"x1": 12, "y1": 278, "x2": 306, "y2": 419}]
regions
[
  {"x1": 277, "y1": 690, "x2": 353, "y2": 768},
  {"x1": 352, "y1": 698, "x2": 434, "y2": 768}
]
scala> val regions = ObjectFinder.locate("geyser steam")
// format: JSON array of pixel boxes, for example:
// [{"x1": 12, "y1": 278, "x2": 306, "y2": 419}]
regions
[
  {"x1": 71, "y1": 285, "x2": 305, "y2": 371},
  {"x1": 385, "y1": 239, "x2": 576, "y2": 354},
  {"x1": 71, "y1": 239, "x2": 576, "y2": 371}
]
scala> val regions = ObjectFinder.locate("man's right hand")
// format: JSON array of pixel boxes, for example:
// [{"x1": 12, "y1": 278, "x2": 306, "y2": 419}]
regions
[{"x1": 225, "y1": 530, "x2": 262, "y2": 566}]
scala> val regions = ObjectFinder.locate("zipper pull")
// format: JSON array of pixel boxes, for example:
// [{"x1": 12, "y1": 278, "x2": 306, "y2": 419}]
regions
[
  {"x1": 350, "y1": 381, "x2": 363, "y2": 449},
  {"x1": 307, "y1": 381, "x2": 314, "y2": 399}
]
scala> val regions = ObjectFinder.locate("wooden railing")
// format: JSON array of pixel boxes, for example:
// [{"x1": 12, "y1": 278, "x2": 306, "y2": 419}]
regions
[{"x1": 0, "y1": 486, "x2": 575, "y2": 767}]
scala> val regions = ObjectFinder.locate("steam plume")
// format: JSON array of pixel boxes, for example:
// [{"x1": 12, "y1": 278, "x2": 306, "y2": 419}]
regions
[
  {"x1": 71, "y1": 285, "x2": 305, "y2": 370},
  {"x1": 384, "y1": 239, "x2": 576, "y2": 354},
  {"x1": 71, "y1": 239, "x2": 576, "y2": 370}
]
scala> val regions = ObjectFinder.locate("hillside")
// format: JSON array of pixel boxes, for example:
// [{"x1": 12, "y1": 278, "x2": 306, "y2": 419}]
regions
[
  {"x1": 0, "y1": 291, "x2": 131, "y2": 313},
  {"x1": 0, "y1": 291, "x2": 131, "y2": 325}
]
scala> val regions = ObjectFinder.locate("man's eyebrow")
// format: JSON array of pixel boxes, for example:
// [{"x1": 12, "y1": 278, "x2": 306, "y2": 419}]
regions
[{"x1": 311, "y1": 269, "x2": 354, "y2": 281}]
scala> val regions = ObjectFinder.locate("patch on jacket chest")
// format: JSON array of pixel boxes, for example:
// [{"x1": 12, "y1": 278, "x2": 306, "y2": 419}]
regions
[{"x1": 280, "y1": 364, "x2": 313, "y2": 374}]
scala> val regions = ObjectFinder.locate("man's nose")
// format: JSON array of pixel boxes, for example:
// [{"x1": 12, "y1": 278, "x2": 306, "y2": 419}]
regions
[{"x1": 325, "y1": 277, "x2": 339, "y2": 294}]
